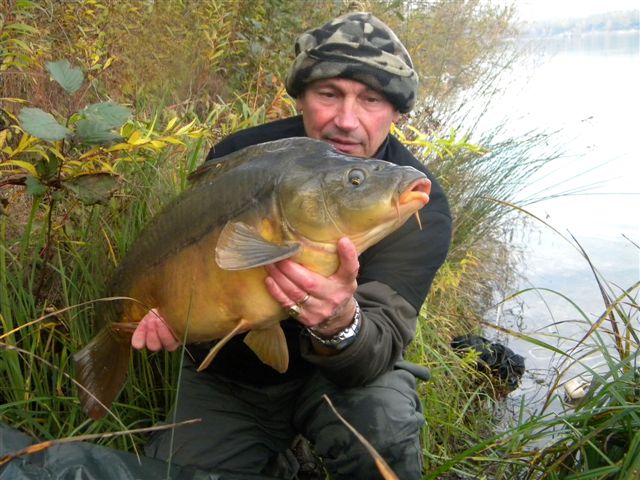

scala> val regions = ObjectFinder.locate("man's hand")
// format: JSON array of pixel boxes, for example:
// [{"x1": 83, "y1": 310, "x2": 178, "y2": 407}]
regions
[
  {"x1": 131, "y1": 308, "x2": 181, "y2": 352},
  {"x1": 264, "y1": 237, "x2": 359, "y2": 337}
]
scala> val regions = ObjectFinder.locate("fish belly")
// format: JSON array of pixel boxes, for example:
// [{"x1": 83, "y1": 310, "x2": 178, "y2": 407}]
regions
[{"x1": 123, "y1": 230, "x2": 284, "y2": 342}]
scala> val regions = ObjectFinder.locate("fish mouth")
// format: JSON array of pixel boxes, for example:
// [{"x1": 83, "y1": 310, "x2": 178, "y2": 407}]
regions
[
  {"x1": 396, "y1": 178, "x2": 431, "y2": 230},
  {"x1": 399, "y1": 178, "x2": 431, "y2": 207}
]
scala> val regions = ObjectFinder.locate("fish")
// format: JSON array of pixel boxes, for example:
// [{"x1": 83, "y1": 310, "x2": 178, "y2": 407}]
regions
[{"x1": 73, "y1": 137, "x2": 431, "y2": 419}]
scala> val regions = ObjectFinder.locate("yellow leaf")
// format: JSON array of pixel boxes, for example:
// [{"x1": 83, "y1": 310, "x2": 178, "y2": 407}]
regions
[
  {"x1": 407, "y1": 125, "x2": 424, "y2": 138},
  {"x1": 45, "y1": 146, "x2": 67, "y2": 162},
  {"x1": 174, "y1": 119, "x2": 196, "y2": 136},
  {"x1": 1, "y1": 98, "x2": 28, "y2": 107},
  {"x1": 97, "y1": 162, "x2": 115, "y2": 173},
  {"x1": 106, "y1": 143, "x2": 134, "y2": 152},
  {"x1": 187, "y1": 130, "x2": 205, "y2": 139},
  {"x1": 164, "y1": 117, "x2": 179, "y2": 133},
  {"x1": 157, "y1": 136, "x2": 184, "y2": 145},
  {"x1": 149, "y1": 140, "x2": 167, "y2": 149},
  {"x1": 127, "y1": 130, "x2": 142, "y2": 144},
  {"x1": 0, "y1": 160, "x2": 38, "y2": 177},
  {"x1": 103, "y1": 57, "x2": 114, "y2": 70},
  {"x1": 127, "y1": 130, "x2": 149, "y2": 145},
  {"x1": 15, "y1": 132, "x2": 37, "y2": 153}
]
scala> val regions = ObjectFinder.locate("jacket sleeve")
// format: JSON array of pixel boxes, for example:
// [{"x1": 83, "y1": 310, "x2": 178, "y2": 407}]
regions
[{"x1": 299, "y1": 281, "x2": 417, "y2": 386}]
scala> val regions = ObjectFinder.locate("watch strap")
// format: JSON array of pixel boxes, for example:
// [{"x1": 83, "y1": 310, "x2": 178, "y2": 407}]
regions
[{"x1": 306, "y1": 301, "x2": 362, "y2": 350}]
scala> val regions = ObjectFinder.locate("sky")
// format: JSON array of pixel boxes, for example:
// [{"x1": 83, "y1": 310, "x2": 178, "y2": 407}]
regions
[{"x1": 509, "y1": 0, "x2": 639, "y2": 21}]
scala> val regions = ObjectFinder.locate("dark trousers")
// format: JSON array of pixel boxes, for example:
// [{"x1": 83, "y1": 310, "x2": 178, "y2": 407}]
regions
[{"x1": 146, "y1": 359, "x2": 424, "y2": 479}]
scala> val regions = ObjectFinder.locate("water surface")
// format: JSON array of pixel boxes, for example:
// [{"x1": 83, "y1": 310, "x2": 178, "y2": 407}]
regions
[{"x1": 470, "y1": 31, "x2": 639, "y2": 415}]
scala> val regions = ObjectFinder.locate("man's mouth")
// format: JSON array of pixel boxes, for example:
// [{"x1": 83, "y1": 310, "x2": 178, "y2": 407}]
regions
[{"x1": 327, "y1": 137, "x2": 362, "y2": 153}]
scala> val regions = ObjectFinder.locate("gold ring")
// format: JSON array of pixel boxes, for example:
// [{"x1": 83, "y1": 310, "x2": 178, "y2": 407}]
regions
[
  {"x1": 287, "y1": 304, "x2": 302, "y2": 318},
  {"x1": 297, "y1": 293, "x2": 310, "y2": 306}
]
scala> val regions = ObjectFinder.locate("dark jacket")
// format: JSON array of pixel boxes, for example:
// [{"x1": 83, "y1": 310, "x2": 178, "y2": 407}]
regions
[{"x1": 189, "y1": 116, "x2": 452, "y2": 386}]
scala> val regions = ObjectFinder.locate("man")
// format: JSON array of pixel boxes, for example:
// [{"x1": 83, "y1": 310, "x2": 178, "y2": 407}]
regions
[{"x1": 133, "y1": 12, "x2": 452, "y2": 479}]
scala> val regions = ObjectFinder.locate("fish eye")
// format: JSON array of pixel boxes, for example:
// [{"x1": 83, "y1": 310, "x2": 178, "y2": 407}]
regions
[{"x1": 348, "y1": 169, "x2": 366, "y2": 186}]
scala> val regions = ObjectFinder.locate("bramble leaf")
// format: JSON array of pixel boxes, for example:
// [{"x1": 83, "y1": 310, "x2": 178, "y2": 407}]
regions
[
  {"x1": 45, "y1": 60, "x2": 84, "y2": 94},
  {"x1": 25, "y1": 176, "x2": 46, "y2": 196},
  {"x1": 19, "y1": 108, "x2": 71, "y2": 142},
  {"x1": 81, "y1": 102, "x2": 131, "y2": 129},
  {"x1": 75, "y1": 118, "x2": 121, "y2": 144},
  {"x1": 64, "y1": 173, "x2": 120, "y2": 205},
  {"x1": 35, "y1": 157, "x2": 60, "y2": 182}
]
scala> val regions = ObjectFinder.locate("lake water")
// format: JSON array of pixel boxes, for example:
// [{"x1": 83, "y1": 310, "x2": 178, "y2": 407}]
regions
[{"x1": 467, "y1": 31, "x2": 639, "y2": 416}]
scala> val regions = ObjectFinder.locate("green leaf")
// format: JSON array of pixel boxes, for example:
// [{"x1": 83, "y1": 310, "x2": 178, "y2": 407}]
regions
[
  {"x1": 75, "y1": 118, "x2": 121, "y2": 144},
  {"x1": 63, "y1": 173, "x2": 120, "y2": 205},
  {"x1": 45, "y1": 60, "x2": 84, "y2": 94},
  {"x1": 25, "y1": 175, "x2": 46, "y2": 197},
  {"x1": 6, "y1": 23, "x2": 39, "y2": 34},
  {"x1": 35, "y1": 157, "x2": 60, "y2": 182},
  {"x1": 81, "y1": 102, "x2": 131, "y2": 129},
  {"x1": 19, "y1": 107, "x2": 71, "y2": 141}
]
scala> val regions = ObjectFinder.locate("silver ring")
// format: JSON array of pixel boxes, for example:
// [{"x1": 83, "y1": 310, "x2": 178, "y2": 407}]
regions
[
  {"x1": 297, "y1": 293, "x2": 310, "y2": 306},
  {"x1": 287, "y1": 304, "x2": 302, "y2": 318}
]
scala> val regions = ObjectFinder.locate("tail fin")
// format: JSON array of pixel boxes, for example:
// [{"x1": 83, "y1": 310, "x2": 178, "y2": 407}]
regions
[{"x1": 73, "y1": 326, "x2": 131, "y2": 420}]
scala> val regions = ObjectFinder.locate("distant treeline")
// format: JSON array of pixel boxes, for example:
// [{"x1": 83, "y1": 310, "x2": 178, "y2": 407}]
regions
[{"x1": 520, "y1": 9, "x2": 639, "y2": 37}]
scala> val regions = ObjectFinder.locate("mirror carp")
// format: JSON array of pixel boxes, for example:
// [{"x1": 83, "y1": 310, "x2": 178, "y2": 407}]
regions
[{"x1": 74, "y1": 137, "x2": 431, "y2": 419}]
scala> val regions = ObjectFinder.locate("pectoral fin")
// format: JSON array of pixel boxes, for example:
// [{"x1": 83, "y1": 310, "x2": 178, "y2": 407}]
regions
[
  {"x1": 244, "y1": 324, "x2": 289, "y2": 374},
  {"x1": 215, "y1": 221, "x2": 301, "y2": 270},
  {"x1": 197, "y1": 319, "x2": 251, "y2": 372}
]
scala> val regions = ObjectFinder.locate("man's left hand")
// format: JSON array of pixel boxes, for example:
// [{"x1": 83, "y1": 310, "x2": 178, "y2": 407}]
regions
[{"x1": 264, "y1": 237, "x2": 359, "y2": 336}]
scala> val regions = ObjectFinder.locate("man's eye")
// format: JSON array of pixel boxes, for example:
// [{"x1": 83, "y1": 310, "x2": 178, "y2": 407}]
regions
[{"x1": 364, "y1": 96, "x2": 381, "y2": 103}]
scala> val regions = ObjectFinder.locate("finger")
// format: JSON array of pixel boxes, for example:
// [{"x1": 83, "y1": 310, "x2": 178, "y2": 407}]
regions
[
  {"x1": 265, "y1": 275, "x2": 295, "y2": 308},
  {"x1": 144, "y1": 323, "x2": 163, "y2": 352},
  {"x1": 333, "y1": 237, "x2": 359, "y2": 280},
  {"x1": 132, "y1": 309, "x2": 158, "y2": 350},
  {"x1": 266, "y1": 262, "x2": 312, "y2": 300},
  {"x1": 131, "y1": 320, "x2": 147, "y2": 350}
]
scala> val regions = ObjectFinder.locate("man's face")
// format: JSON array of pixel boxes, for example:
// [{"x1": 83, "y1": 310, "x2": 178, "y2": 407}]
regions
[{"x1": 296, "y1": 78, "x2": 401, "y2": 158}]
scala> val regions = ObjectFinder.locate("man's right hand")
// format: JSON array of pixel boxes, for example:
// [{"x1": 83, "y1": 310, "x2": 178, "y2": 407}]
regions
[{"x1": 131, "y1": 309, "x2": 181, "y2": 352}]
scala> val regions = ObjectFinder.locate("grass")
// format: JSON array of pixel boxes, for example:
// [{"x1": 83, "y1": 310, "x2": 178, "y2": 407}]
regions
[{"x1": 0, "y1": 139, "x2": 194, "y2": 447}]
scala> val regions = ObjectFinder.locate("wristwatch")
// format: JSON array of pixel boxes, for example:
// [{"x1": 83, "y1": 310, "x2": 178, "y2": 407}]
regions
[{"x1": 306, "y1": 301, "x2": 362, "y2": 350}]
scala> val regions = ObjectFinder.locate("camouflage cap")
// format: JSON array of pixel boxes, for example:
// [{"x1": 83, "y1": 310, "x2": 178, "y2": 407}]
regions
[{"x1": 286, "y1": 12, "x2": 419, "y2": 113}]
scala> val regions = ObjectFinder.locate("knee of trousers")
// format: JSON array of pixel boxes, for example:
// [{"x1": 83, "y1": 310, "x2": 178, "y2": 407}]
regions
[{"x1": 297, "y1": 369, "x2": 425, "y2": 478}]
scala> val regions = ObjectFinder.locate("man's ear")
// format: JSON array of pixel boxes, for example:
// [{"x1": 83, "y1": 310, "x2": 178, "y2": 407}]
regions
[{"x1": 392, "y1": 110, "x2": 401, "y2": 122}]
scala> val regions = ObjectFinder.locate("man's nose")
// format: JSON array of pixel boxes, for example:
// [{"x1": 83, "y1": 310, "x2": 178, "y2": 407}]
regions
[{"x1": 333, "y1": 99, "x2": 360, "y2": 131}]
